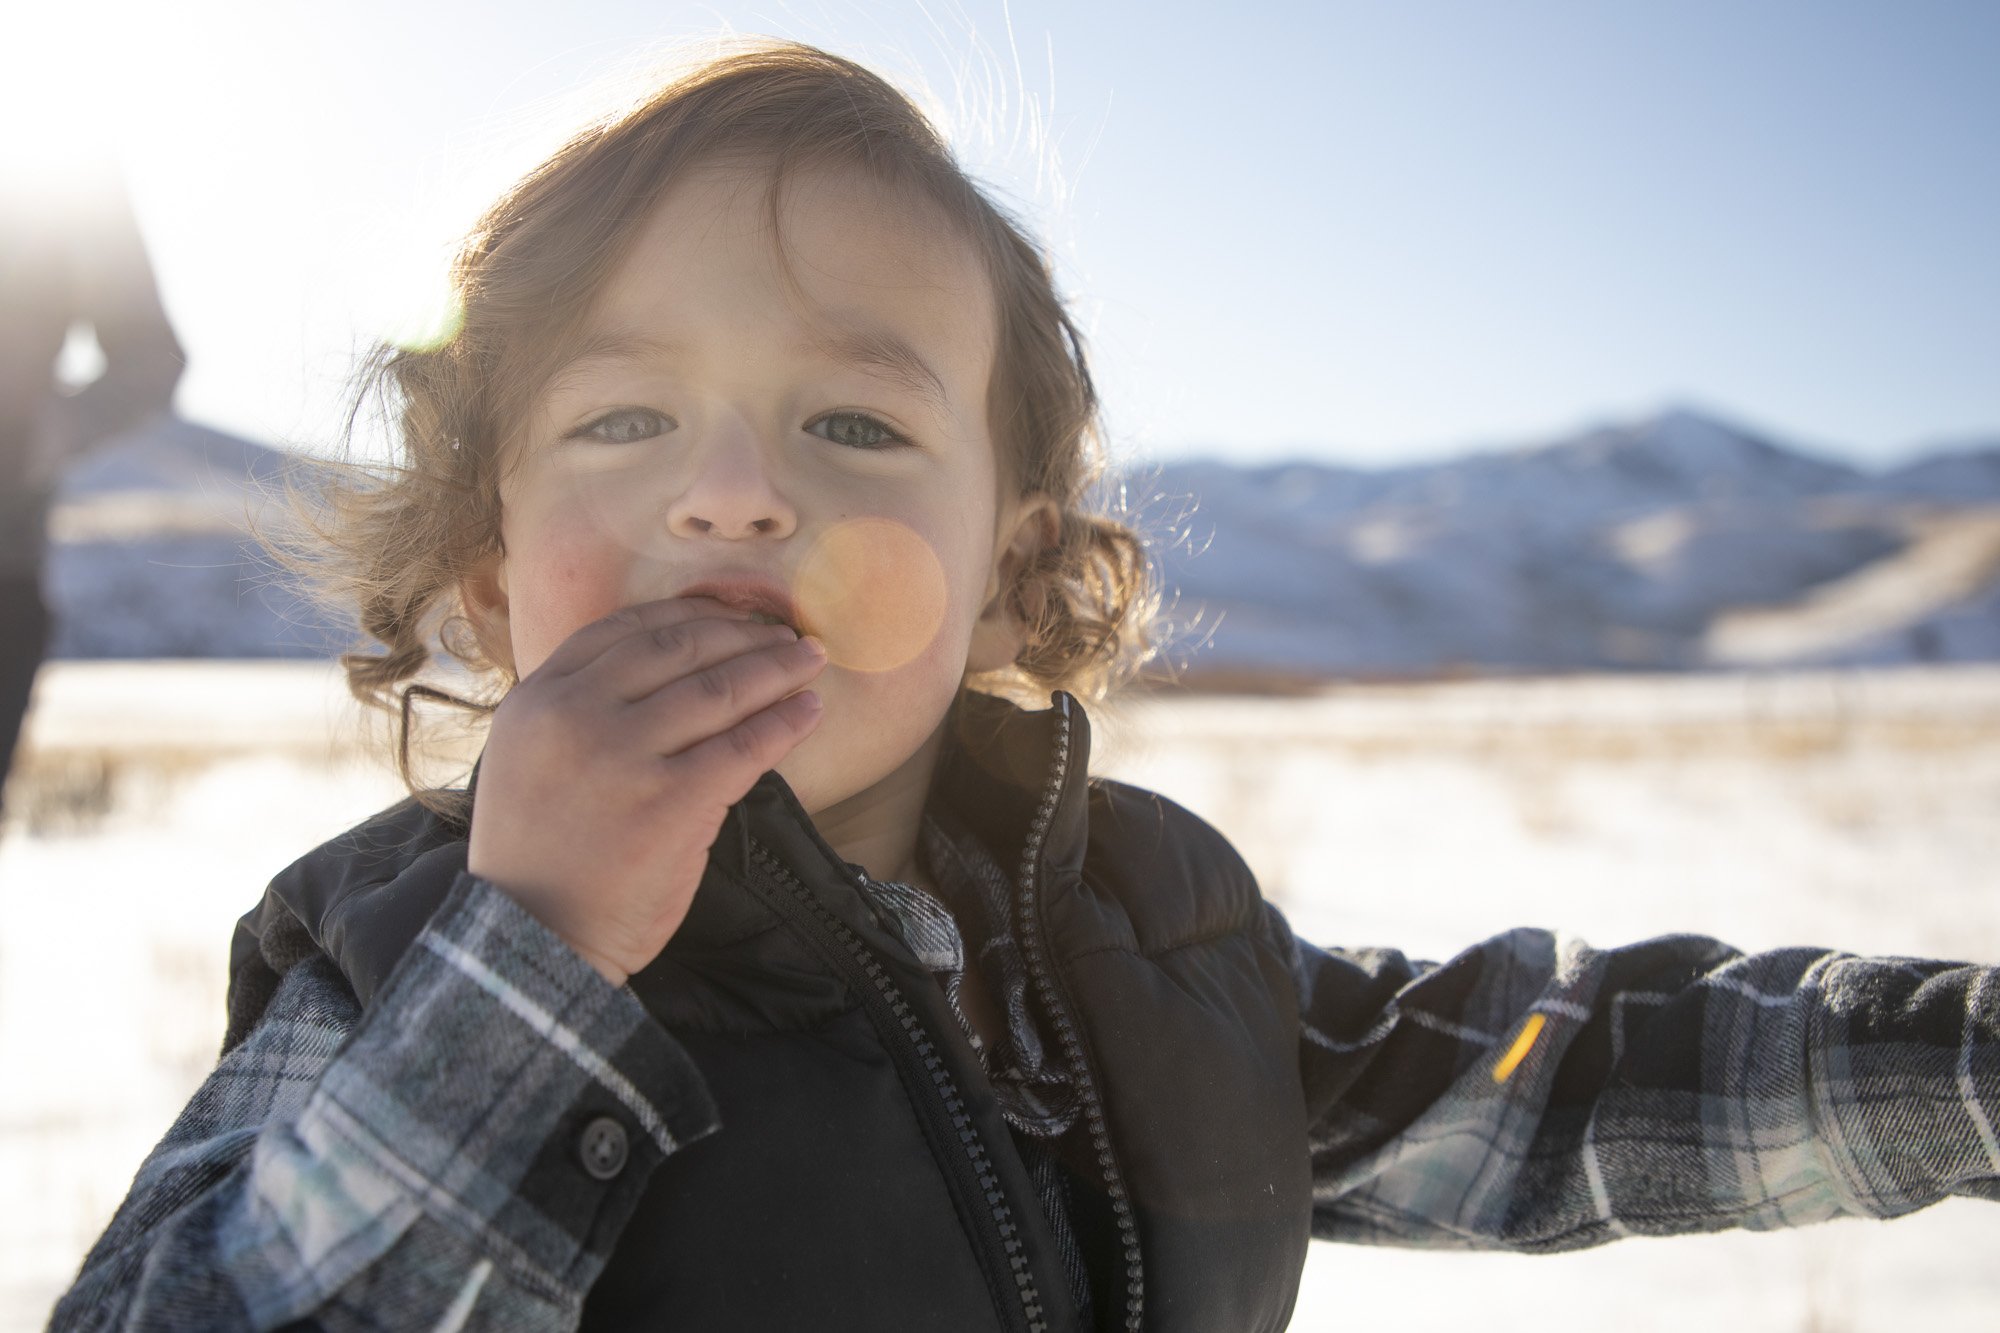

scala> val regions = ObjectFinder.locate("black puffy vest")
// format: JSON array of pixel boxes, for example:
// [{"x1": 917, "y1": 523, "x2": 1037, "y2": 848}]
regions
[{"x1": 230, "y1": 689, "x2": 1312, "y2": 1331}]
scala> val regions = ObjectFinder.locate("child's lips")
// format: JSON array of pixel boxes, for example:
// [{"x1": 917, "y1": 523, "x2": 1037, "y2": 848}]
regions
[{"x1": 674, "y1": 577, "x2": 806, "y2": 635}]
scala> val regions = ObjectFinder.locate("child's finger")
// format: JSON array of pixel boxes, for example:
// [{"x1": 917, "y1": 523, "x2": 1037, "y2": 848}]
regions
[
  {"x1": 630, "y1": 633, "x2": 827, "y2": 756},
  {"x1": 669, "y1": 688, "x2": 823, "y2": 796},
  {"x1": 533, "y1": 596, "x2": 756, "y2": 680},
  {"x1": 585, "y1": 615, "x2": 801, "y2": 703}
]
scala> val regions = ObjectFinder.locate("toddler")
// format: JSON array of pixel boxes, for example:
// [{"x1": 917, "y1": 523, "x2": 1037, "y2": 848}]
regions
[{"x1": 53, "y1": 39, "x2": 2000, "y2": 1333}]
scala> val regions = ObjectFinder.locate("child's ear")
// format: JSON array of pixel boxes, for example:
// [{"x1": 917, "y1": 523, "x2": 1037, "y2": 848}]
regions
[
  {"x1": 457, "y1": 550, "x2": 517, "y2": 676},
  {"x1": 966, "y1": 492, "x2": 1061, "y2": 674}
]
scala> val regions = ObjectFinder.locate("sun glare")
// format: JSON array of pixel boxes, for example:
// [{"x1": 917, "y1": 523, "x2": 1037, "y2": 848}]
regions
[
  {"x1": 0, "y1": 1, "x2": 397, "y2": 454},
  {"x1": 0, "y1": 8, "x2": 123, "y2": 199},
  {"x1": 0, "y1": 1, "x2": 331, "y2": 272}
]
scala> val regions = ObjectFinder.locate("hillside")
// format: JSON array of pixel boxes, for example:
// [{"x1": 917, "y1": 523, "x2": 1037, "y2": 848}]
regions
[{"x1": 1129, "y1": 407, "x2": 2000, "y2": 683}]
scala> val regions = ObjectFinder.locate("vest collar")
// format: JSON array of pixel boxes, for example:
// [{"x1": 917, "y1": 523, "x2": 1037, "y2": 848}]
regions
[{"x1": 933, "y1": 687, "x2": 1092, "y2": 894}]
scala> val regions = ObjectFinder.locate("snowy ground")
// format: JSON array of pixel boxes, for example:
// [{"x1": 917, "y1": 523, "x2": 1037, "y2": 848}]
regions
[{"x1": 4, "y1": 662, "x2": 1998, "y2": 1331}]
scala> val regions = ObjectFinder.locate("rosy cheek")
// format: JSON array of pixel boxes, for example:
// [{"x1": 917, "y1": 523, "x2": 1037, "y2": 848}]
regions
[{"x1": 510, "y1": 534, "x2": 631, "y2": 669}]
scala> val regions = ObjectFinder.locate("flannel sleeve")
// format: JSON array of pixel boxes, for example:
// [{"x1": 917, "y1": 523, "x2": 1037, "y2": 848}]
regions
[
  {"x1": 50, "y1": 871, "x2": 720, "y2": 1331},
  {"x1": 1262, "y1": 906, "x2": 2000, "y2": 1250}
]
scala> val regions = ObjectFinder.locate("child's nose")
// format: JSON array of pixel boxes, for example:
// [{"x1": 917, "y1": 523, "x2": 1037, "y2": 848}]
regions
[{"x1": 663, "y1": 438, "x2": 798, "y2": 540}]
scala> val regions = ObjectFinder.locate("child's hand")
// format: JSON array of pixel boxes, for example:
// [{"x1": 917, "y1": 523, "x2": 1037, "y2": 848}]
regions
[{"x1": 467, "y1": 596, "x2": 827, "y2": 986}]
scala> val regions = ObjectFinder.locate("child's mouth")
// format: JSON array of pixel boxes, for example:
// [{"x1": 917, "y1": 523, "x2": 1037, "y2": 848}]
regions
[{"x1": 675, "y1": 580, "x2": 806, "y2": 636}]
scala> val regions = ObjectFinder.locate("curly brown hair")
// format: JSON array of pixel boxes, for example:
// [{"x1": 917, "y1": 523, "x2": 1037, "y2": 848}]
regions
[{"x1": 284, "y1": 38, "x2": 1169, "y2": 801}]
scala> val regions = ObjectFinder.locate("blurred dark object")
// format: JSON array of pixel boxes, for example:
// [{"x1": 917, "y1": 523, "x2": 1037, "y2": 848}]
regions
[{"x1": 1, "y1": 165, "x2": 184, "y2": 804}]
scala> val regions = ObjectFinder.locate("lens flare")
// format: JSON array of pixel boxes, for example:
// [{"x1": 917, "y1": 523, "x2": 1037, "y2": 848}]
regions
[
  {"x1": 796, "y1": 518, "x2": 948, "y2": 673},
  {"x1": 384, "y1": 285, "x2": 466, "y2": 355}
]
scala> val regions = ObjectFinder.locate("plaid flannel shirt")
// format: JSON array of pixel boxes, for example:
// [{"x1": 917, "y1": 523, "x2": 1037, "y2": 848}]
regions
[{"x1": 51, "y1": 867, "x2": 2000, "y2": 1330}]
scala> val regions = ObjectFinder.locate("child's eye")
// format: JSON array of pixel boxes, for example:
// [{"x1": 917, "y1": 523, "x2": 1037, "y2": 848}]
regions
[
  {"x1": 807, "y1": 412, "x2": 910, "y2": 451},
  {"x1": 569, "y1": 407, "x2": 674, "y2": 444}
]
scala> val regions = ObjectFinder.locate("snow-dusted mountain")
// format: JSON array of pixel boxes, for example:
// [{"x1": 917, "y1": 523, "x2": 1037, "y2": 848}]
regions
[
  {"x1": 41, "y1": 406, "x2": 2000, "y2": 682},
  {"x1": 44, "y1": 417, "x2": 348, "y2": 659},
  {"x1": 1123, "y1": 407, "x2": 2000, "y2": 683}
]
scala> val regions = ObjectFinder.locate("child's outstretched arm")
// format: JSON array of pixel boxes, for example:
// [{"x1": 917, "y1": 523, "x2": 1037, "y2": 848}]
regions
[{"x1": 1262, "y1": 908, "x2": 2000, "y2": 1248}]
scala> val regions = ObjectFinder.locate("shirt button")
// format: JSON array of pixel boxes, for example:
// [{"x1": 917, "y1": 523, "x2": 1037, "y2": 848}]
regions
[{"x1": 577, "y1": 1115, "x2": 629, "y2": 1181}]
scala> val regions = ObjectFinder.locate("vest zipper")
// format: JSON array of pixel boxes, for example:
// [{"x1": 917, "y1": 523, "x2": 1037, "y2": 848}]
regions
[
  {"x1": 745, "y1": 842, "x2": 1051, "y2": 1333},
  {"x1": 1014, "y1": 696, "x2": 1146, "y2": 1332}
]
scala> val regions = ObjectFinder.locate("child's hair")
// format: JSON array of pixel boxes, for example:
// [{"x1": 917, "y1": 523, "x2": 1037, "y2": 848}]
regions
[{"x1": 287, "y1": 38, "x2": 1165, "y2": 799}]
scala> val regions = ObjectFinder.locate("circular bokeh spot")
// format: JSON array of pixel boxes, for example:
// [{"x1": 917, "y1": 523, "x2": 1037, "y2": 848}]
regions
[{"x1": 796, "y1": 518, "x2": 949, "y2": 673}]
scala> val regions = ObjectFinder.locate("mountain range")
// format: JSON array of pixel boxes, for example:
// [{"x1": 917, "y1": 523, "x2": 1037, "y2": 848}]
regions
[
  {"x1": 1127, "y1": 407, "x2": 2000, "y2": 684},
  {"x1": 43, "y1": 406, "x2": 2000, "y2": 684}
]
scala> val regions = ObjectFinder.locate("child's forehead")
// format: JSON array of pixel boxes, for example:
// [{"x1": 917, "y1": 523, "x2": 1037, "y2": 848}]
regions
[
  {"x1": 617, "y1": 158, "x2": 992, "y2": 322},
  {"x1": 555, "y1": 157, "x2": 999, "y2": 381}
]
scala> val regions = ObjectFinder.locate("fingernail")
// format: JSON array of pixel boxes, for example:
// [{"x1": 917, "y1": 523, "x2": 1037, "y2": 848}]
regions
[{"x1": 799, "y1": 635, "x2": 827, "y2": 659}]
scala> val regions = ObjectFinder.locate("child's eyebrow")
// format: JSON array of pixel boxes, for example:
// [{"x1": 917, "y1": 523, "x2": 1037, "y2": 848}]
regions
[
  {"x1": 546, "y1": 323, "x2": 952, "y2": 418},
  {"x1": 809, "y1": 325, "x2": 952, "y2": 418},
  {"x1": 544, "y1": 330, "x2": 678, "y2": 387}
]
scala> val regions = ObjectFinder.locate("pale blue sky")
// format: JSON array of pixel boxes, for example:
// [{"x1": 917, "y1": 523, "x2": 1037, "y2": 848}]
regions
[{"x1": 16, "y1": 0, "x2": 1997, "y2": 466}]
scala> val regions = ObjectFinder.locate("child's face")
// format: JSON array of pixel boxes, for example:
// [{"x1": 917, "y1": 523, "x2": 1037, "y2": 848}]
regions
[{"x1": 465, "y1": 157, "x2": 1052, "y2": 817}]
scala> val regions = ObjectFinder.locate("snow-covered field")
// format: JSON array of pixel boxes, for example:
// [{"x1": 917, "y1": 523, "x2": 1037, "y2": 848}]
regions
[{"x1": 4, "y1": 662, "x2": 1998, "y2": 1331}]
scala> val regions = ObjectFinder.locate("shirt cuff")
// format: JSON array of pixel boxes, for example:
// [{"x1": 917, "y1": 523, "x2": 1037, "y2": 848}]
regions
[{"x1": 271, "y1": 869, "x2": 719, "y2": 1294}]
